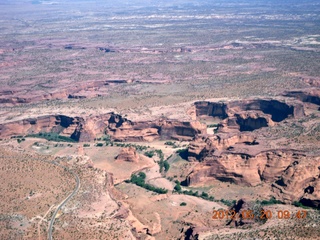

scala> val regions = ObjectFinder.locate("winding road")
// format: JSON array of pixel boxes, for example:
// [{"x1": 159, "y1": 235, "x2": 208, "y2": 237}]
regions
[
  {"x1": 47, "y1": 163, "x2": 80, "y2": 240},
  {"x1": 0, "y1": 156, "x2": 80, "y2": 240}
]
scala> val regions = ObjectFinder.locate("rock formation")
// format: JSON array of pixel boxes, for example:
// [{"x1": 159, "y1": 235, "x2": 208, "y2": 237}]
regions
[
  {"x1": 185, "y1": 94, "x2": 320, "y2": 207},
  {"x1": 185, "y1": 127, "x2": 320, "y2": 207},
  {"x1": 283, "y1": 88, "x2": 320, "y2": 106},
  {"x1": 115, "y1": 147, "x2": 140, "y2": 163},
  {"x1": 0, "y1": 80, "x2": 129, "y2": 105},
  {"x1": 194, "y1": 98, "x2": 305, "y2": 132},
  {"x1": 186, "y1": 132, "x2": 320, "y2": 206},
  {"x1": 0, "y1": 113, "x2": 206, "y2": 142}
]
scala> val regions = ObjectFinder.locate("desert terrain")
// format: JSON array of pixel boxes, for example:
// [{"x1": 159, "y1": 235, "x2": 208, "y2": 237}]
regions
[{"x1": 0, "y1": 0, "x2": 320, "y2": 239}]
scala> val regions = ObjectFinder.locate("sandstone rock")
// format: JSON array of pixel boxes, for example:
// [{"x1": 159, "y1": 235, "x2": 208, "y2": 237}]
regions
[
  {"x1": 272, "y1": 156, "x2": 320, "y2": 205},
  {"x1": 188, "y1": 133, "x2": 256, "y2": 161},
  {"x1": 186, "y1": 147, "x2": 310, "y2": 187},
  {"x1": 0, "y1": 113, "x2": 206, "y2": 142},
  {"x1": 186, "y1": 130, "x2": 320, "y2": 207},
  {"x1": 195, "y1": 98, "x2": 305, "y2": 132},
  {"x1": 115, "y1": 147, "x2": 140, "y2": 163},
  {"x1": 283, "y1": 88, "x2": 320, "y2": 106}
]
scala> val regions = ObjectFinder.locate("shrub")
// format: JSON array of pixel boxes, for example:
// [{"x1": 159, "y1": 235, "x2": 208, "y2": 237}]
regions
[
  {"x1": 180, "y1": 202, "x2": 187, "y2": 206},
  {"x1": 144, "y1": 151, "x2": 155, "y2": 158},
  {"x1": 138, "y1": 172, "x2": 146, "y2": 180},
  {"x1": 165, "y1": 141, "x2": 175, "y2": 146},
  {"x1": 201, "y1": 192, "x2": 209, "y2": 198},
  {"x1": 95, "y1": 143, "x2": 104, "y2": 147},
  {"x1": 163, "y1": 161, "x2": 170, "y2": 172},
  {"x1": 174, "y1": 184, "x2": 182, "y2": 192},
  {"x1": 155, "y1": 149, "x2": 164, "y2": 161}
]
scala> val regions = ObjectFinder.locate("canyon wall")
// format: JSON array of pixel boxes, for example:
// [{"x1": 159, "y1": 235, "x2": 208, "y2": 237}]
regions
[
  {"x1": 194, "y1": 98, "x2": 305, "y2": 132},
  {"x1": 0, "y1": 113, "x2": 206, "y2": 142}
]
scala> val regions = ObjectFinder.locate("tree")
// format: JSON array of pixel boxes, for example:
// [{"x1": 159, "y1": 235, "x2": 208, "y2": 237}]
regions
[
  {"x1": 163, "y1": 161, "x2": 170, "y2": 172},
  {"x1": 174, "y1": 184, "x2": 181, "y2": 192},
  {"x1": 138, "y1": 172, "x2": 146, "y2": 180},
  {"x1": 201, "y1": 192, "x2": 209, "y2": 198},
  {"x1": 144, "y1": 151, "x2": 155, "y2": 158}
]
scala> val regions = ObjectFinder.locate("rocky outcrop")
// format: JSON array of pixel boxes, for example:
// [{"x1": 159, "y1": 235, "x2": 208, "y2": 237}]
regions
[
  {"x1": 0, "y1": 113, "x2": 206, "y2": 142},
  {"x1": 225, "y1": 199, "x2": 266, "y2": 227},
  {"x1": 283, "y1": 88, "x2": 320, "y2": 106},
  {"x1": 104, "y1": 115, "x2": 206, "y2": 142},
  {"x1": 195, "y1": 102, "x2": 228, "y2": 119},
  {"x1": 115, "y1": 147, "x2": 140, "y2": 163},
  {"x1": 0, "y1": 80, "x2": 129, "y2": 105},
  {"x1": 272, "y1": 157, "x2": 320, "y2": 207},
  {"x1": 0, "y1": 115, "x2": 88, "y2": 142},
  {"x1": 186, "y1": 131, "x2": 320, "y2": 207},
  {"x1": 194, "y1": 98, "x2": 305, "y2": 132},
  {"x1": 186, "y1": 149, "x2": 308, "y2": 187},
  {"x1": 223, "y1": 112, "x2": 275, "y2": 132},
  {"x1": 188, "y1": 133, "x2": 256, "y2": 161}
]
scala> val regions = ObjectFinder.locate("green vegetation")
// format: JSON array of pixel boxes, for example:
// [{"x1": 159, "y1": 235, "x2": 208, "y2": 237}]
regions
[
  {"x1": 144, "y1": 150, "x2": 155, "y2": 158},
  {"x1": 165, "y1": 141, "x2": 179, "y2": 148},
  {"x1": 180, "y1": 202, "x2": 187, "y2": 206},
  {"x1": 11, "y1": 135, "x2": 24, "y2": 139},
  {"x1": 163, "y1": 161, "x2": 170, "y2": 172},
  {"x1": 220, "y1": 199, "x2": 237, "y2": 207},
  {"x1": 138, "y1": 172, "x2": 146, "y2": 180},
  {"x1": 256, "y1": 197, "x2": 284, "y2": 206},
  {"x1": 144, "y1": 149, "x2": 169, "y2": 173},
  {"x1": 201, "y1": 192, "x2": 209, "y2": 198},
  {"x1": 54, "y1": 143, "x2": 64, "y2": 147},
  {"x1": 95, "y1": 143, "x2": 104, "y2": 147},
  {"x1": 101, "y1": 135, "x2": 149, "y2": 151},
  {"x1": 293, "y1": 201, "x2": 311, "y2": 209},
  {"x1": 155, "y1": 149, "x2": 164, "y2": 161},
  {"x1": 180, "y1": 189, "x2": 214, "y2": 201},
  {"x1": 158, "y1": 159, "x2": 170, "y2": 173},
  {"x1": 83, "y1": 143, "x2": 90, "y2": 147},
  {"x1": 174, "y1": 182, "x2": 182, "y2": 192},
  {"x1": 102, "y1": 134, "x2": 111, "y2": 142},
  {"x1": 130, "y1": 173, "x2": 168, "y2": 194},
  {"x1": 27, "y1": 132, "x2": 76, "y2": 142},
  {"x1": 17, "y1": 138, "x2": 25, "y2": 143},
  {"x1": 113, "y1": 142, "x2": 148, "y2": 151}
]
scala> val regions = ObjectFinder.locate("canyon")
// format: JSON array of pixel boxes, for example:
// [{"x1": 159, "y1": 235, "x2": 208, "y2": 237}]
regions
[
  {"x1": 1, "y1": 1, "x2": 319, "y2": 238},
  {"x1": 1, "y1": 89, "x2": 319, "y2": 212}
]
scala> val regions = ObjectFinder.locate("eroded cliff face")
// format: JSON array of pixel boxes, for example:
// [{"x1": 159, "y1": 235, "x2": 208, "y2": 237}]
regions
[
  {"x1": 187, "y1": 95, "x2": 320, "y2": 208},
  {"x1": 186, "y1": 132, "x2": 320, "y2": 207},
  {"x1": 0, "y1": 80, "x2": 130, "y2": 105},
  {"x1": 0, "y1": 113, "x2": 206, "y2": 142},
  {"x1": 283, "y1": 88, "x2": 320, "y2": 106},
  {"x1": 106, "y1": 117, "x2": 205, "y2": 142},
  {"x1": 186, "y1": 149, "x2": 309, "y2": 187},
  {"x1": 115, "y1": 147, "x2": 140, "y2": 163},
  {"x1": 272, "y1": 158, "x2": 320, "y2": 208},
  {"x1": 194, "y1": 98, "x2": 304, "y2": 132}
]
